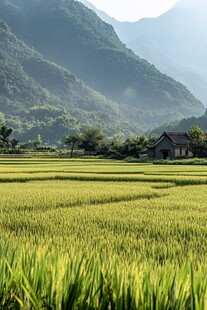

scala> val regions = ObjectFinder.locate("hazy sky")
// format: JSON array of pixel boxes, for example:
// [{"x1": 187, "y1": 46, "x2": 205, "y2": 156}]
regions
[{"x1": 85, "y1": 0, "x2": 180, "y2": 21}]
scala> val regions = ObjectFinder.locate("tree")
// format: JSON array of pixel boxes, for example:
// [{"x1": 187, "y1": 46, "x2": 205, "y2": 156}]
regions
[
  {"x1": 80, "y1": 127, "x2": 104, "y2": 152},
  {"x1": 188, "y1": 126, "x2": 207, "y2": 157},
  {"x1": 0, "y1": 124, "x2": 13, "y2": 148},
  {"x1": 123, "y1": 135, "x2": 149, "y2": 157},
  {"x1": 65, "y1": 134, "x2": 82, "y2": 157},
  {"x1": 98, "y1": 137, "x2": 123, "y2": 157},
  {"x1": 148, "y1": 134, "x2": 158, "y2": 145},
  {"x1": 33, "y1": 134, "x2": 42, "y2": 149},
  {"x1": 188, "y1": 126, "x2": 204, "y2": 140},
  {"x1": 11, "y1": 139, "x2": 19, "y2": 149}
]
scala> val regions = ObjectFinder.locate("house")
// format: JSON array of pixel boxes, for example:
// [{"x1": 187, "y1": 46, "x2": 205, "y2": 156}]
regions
[{"x1": 147, "y1": 132, "x2": 193, "y2": 160}]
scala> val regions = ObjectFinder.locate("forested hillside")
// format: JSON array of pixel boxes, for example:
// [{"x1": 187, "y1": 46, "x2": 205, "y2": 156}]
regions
[
  {"x1": 85, "y1": 0, "x2": 207, "y2": 106},
  {"x1": 151, "y1": 110, "x2": 207, "y2": 135},
  {"x1": 0, "y1": 0, "x2": 204, "y2": 134},
  {"x1": 0, "y1": 20, "x2": 130, "y2": 143}
]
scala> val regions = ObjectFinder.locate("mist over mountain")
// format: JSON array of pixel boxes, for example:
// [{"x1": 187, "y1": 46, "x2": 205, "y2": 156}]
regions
[
  {"x1": 0, "y1": 0, "x2": 204, "y2": 141},
  {"x1": 84, "y1": 0, "x2": 207, "y2": 106},
  {"x1": 78, "y1": 0, "x2": 144, "y2": 43},
  {"x1": 175, "y1": 0, "x2": 206, "y2": 9},
  {"x1": 0, "y1": 20, "x2": 129, "y2": 143}
]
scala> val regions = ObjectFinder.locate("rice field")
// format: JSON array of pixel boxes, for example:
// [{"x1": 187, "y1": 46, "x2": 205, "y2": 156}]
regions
[{"x1": 1, "y1": 158, "x2": 207, "y2": 309}]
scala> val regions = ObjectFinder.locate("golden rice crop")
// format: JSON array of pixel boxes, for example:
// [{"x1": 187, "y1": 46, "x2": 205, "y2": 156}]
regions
[{"x1": 1, "y1": 158, "x2": 207, "y2": 308}]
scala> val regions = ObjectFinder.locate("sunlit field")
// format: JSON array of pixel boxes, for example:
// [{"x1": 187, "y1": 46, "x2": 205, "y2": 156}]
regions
[{"x1": 1, "y1": 158, "x2": 207, "y2": 308}]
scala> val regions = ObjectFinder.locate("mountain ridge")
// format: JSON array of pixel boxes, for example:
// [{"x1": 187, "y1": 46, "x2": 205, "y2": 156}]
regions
[
  {"x1": 0, "y1": 0, "x2": 204, "y2": 140},
  {"x1": 0, "y1": 19, "x2": 131, "y2": 143},
  {"x1": 81, "y1": 0, "x2": 207, "y2": 106},
  {"x1": 151, "y1": 110, "x2": 207, "y2": 136}
]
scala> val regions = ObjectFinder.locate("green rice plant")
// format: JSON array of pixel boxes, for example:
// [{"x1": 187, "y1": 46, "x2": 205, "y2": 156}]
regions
[
  {"x1": 1, "y1": 158, "x2": 207, "y2": 308},
  {"x1": 1, "y1": 244, "x2": 207, "y2": 309}
]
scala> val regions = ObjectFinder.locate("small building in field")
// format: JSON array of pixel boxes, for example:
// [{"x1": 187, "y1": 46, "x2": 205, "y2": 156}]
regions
[{"x1": 147, "y1": 132, "x2": 193, "y2": 160}]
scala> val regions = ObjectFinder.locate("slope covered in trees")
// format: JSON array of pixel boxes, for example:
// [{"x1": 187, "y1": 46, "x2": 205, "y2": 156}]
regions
[
  {"x1": 0, "y1": 0, "x2": 204, "y2": 133},
  {"x1": 0, "y1": 20, "x2": 130, "y2": 143},
  {"x1": 85, "y1": 0, "x2": 207, "y2": 106},
  {"x1": 151, "y1": 110, "x2": 207, "y2": 136}
]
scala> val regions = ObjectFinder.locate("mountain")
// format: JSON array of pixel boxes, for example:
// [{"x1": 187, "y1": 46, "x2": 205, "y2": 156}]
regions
[
  {"x1": 77, "y1": 0, "x2": 118, "y2": 26},
  {"x1": 0, "y1": 0, "x2": 204, "y2": 134},
  {"x1": 84, "y1": 0, "x2": 207, "y2": 106},
  {"x1": 0, "y1": 20, "x2": 129, "y2": 143},
  {"x1": 151, "y1": 109, "x2": 207, "y2": 135},
  {"x1": 77, "y1": 0, "x2": 142, "y2": 43}
]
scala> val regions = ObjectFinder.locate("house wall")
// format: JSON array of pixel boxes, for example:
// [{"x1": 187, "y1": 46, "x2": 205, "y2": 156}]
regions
[
  {"x1": 147, "y1": 148, "x2": 155, "y2": 158},
  {"x1": 155, "y1": 137, "x2": 175, "y2": 160},
  {"x1": 175, "y1": 147, "x2": 193, "y2": 159}
]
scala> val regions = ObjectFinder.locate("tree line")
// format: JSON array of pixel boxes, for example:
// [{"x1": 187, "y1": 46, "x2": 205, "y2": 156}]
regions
[
  {"x1": 65, "y1": 126, "x2": 207, "y2": 159},
  {"x1": 0, "y1": 124, "x2": 45, "y2": 153},
  {"x1": 2, "y1": 122, "x2": 207, "y2": 159},
  {"x1": 65, "y1": 127, "x2": 157, "y2": 158}
]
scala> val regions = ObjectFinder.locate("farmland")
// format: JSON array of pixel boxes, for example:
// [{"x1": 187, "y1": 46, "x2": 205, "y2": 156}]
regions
[{"x1": 1, "y1": 158, "x2": 207, "y2": 308}]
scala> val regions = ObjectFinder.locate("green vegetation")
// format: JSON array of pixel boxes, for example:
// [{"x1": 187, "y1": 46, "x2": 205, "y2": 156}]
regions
[
  {"x1": 65, "y1": 127, "x2": 105, "y2": 156},
  {"x1": 33, "y1": 134, "x2": 42, "y2": 149},
  {"x1": 2, "y1": 246, "x2": 207, "y2": 309},
  {"x1": 0, "y1": 123, "x2": 13, "y2": 147},
  {"x1": 4, "y1": 122, "x2": 207, "y2": 161},
  {"x1": 154, "y1": 158, "x2": 207, "y2": 165},
  {"x1": 152, "y1": 109, "x2": 207, "y2": 135},
  {"x1": 0, "y1": 20, "x2": 130, "y2": 143},
  {"x1": 188, "y1": 126, "x2": 207, "y2": 157},
  {"x1": 0, "y1": 0, "x2": 204, "y2": 136},
  {"x1": 79, "y1": 127, "x2": 105, "y2": 152},
  {"x1": 1, "y1": 159, "x2": 207, "y2": 307},
  {"x1": 65, "y1": 133, "x2": 83, "y2": 157},
  {"x1": 65, "y1": 127, "x2": 157, "y2": 158}
]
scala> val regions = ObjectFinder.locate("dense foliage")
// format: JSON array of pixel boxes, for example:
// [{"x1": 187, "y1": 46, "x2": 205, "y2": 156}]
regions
[
  {"x1": 152, "y1": 109, "x2": 207, "y2": 136},
  {"x1": 188, "y1": 126, "x2": 207, "y2": 158},
  {"x1": 0, "y1": 20, "x2": 131, "y2": 143},
  {"x1": 97, "y1": 135, "x2": 157, "y2": 159},
  {"x1": 0, "y1": 0, "x2": 204, "y2": 134},
  {"x1": 0, "y1": 123, "x2": 14, "y2": 148},
  {"x1": 65, "y1": 127, "x2": 157, "y2": 158}
]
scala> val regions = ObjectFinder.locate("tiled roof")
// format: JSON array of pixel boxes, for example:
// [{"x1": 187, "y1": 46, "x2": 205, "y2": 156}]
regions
[
  {"x1": 164, "y1": 132, "x2": 191, "y2": 145},
  {"x1": 149, "y1": 132, "x2": 191, "y2": 148}
]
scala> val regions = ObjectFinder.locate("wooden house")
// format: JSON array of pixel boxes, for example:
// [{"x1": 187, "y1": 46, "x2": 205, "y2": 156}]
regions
[{"x1": 147, "y1": 132, "x2": 193, "y2": 160}]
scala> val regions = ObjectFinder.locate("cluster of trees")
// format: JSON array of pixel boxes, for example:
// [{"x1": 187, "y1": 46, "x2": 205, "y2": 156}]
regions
[
  {"x1": 0, "y1": 125, "x2": 18, "y2": 150},
  {"x1": 65, "y1": 127, "x2": 157, "y2": 158},
  {"x1": 188, "y1": 126, "x2": 207, "y2": 158},
  {"x1": 65, "y1": 127, "x2": 105, "y2": 158},
  {"x1": 0, "y1": 123, "x2": 155, "y2": 158},
  {"x1": 0, "y1": 124, "x2": 46, "y2": 152}
]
